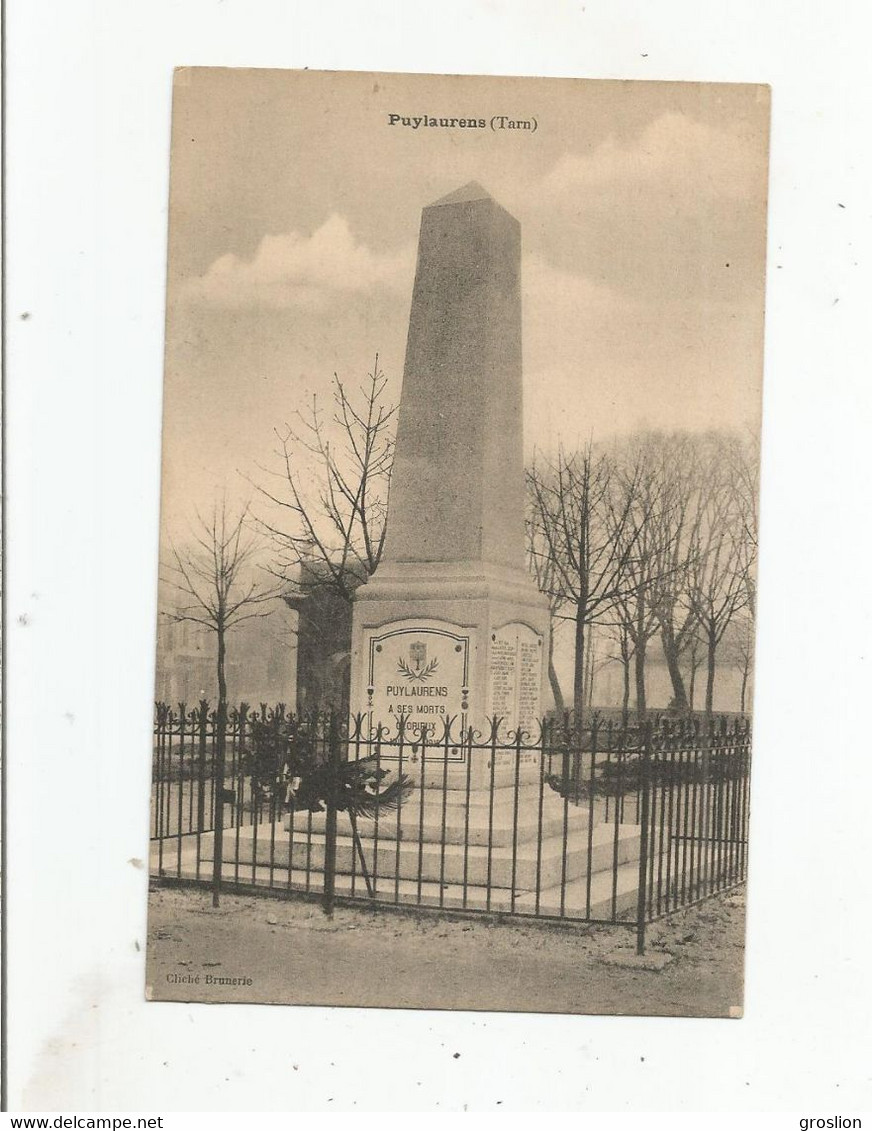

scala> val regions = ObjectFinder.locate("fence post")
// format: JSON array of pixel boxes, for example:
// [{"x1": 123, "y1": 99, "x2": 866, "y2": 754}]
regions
[
  {"x1": 635, "y1": 719, "x2": 653, "y2": 955},
  {"x1": 322, "y1": 712, "x2": 340, "y2": 917},
  {"x1": 196, "y1": 699, "x2": 208, "y2": 832},
  {"x1": 211, "y1": 702, "x2": 227, "y2": 908}
]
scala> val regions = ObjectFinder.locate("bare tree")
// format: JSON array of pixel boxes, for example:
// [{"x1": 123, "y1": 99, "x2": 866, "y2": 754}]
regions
[
  {"x1": 164, "y1": 500, "x2": 284, "y2": 715},
  {"x1": 607, "y1": 442, "x2": 670, "y2": 720},
  {"x1": 686, "y1": 629, "x2": 705, "y2": 712},
  {"x1": 615, "y1": 622, "x2": 636, "y2": 729},
  {"x1": 582, "y1": 631, "x2": 614, "y2": 716},
  {"x1": 164, "y1": 499, "x2": 283, "y2": 906},
  {"x1": 527, "y1": 444, "x2": 640, "y2": 718},
  {"x1": 645, "y1": 433, "x2": 705, "y2": 712},
  {"x1": 530, "y1": 429, "x2": 758, "y2": 721},
  {"x1": 686, "y1": 437, "x2": 753, "y2": 715},
  {"x1": 254, "y1": 356, "x2": 397, "y2": 606},
  {"x1": 726, "y1": 428, "x2": 760, "y2": 619},
  {"x1": 601, "y1": 619, "x2": 637, "y2": 730},
  {"x1": 723, "y1": 430, "x2": 759, "y2": 715},
  {"x1": 724, "y1": 611, "x2": 755, "y2": 715},
  {"x1": 526, "y1": 506, "x2": 567, "y2": 714}
]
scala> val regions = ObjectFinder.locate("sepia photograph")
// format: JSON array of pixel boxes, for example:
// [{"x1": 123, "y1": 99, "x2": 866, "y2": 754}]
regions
[{"x1": 146, "y1": 67, "x2": 770, "y2": 1018}]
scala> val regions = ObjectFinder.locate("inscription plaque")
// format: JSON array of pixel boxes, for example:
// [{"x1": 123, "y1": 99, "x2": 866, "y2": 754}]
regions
[
  {"x1": 488, "y1": 623, "x2": 544, "y2": 742},
  {"x1": 366, "y1": 623, "x2": 469, "y2": 755}
]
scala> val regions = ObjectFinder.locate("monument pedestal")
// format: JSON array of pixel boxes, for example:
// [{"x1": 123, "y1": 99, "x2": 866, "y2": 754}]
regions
[
  {"x1": 205, "y1": 798, "x2": 644, "y2": 920},
  {"x1": 350, "y1": 559, "x2": 550, "y2": 787}
]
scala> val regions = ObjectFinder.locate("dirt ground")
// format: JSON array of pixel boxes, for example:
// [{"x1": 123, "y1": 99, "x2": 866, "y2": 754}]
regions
[{"x1": 146, "y1": 883, "x2": 746, "y2": 1018}]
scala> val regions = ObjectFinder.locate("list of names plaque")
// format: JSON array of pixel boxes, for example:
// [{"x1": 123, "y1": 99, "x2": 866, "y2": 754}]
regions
[
  {"x1": 489, "y1": 635, "x2": 517, "y2": 722},
  {"x1": 488, "y1": 623, "x2": 543, "y2": 739}
]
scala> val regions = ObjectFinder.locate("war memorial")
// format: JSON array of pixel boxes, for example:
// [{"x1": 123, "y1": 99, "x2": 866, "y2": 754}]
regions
[{"x1": 185, "y1": 182, "x2": 649, "y2": 919}]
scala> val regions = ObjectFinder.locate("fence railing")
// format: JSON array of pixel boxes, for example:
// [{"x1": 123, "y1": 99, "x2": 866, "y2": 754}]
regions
[{"x1": 150, "y1": 703, "x2": 752, "y2": 952}]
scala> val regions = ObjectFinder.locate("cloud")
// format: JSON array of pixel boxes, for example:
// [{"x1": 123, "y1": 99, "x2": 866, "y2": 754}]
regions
[
  {"x1": 521, "y1": 254, "x2": 632, "y2": 450},
  {"x1": 532, "y1": 111, "x2": 769, "y2": 307},
  {"x1": 520, "y1": 251, "x2": 762, "y2": 453},
  {"x1": 178, "y1": 214, "x2": 415, "y2": 310},
  {"x1": 524, "y1": 253, "x2": 617, "y2": 323},
  {"x1": 542, "y1": 111, "x2": 765, "y2": 203},
  {"x1": 522, "y1": 251, "x2": 618, "y2": 379}
]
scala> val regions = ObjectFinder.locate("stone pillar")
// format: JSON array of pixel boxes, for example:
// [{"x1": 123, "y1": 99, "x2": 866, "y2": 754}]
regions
[{"x1": 349, "y1": 182, "x2": 550, "y2": 782}]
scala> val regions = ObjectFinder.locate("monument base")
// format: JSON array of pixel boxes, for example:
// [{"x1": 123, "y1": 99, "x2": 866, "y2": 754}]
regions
[
  {"x1": 349, "y1": 559, "x2": 551, "y2": 788},
  {"x1": 199, "y1": 795, "x2": 644, "y2": 920}
]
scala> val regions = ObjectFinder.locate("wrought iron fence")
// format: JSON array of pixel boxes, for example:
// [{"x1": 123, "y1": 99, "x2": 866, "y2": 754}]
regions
[{"x1": 150, "y1": 703, "x2": 751, "y2": 952}]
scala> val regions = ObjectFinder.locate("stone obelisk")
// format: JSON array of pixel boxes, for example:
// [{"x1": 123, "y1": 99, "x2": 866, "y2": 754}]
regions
[{"x1": 349, "y1": 182, "x2": 550, "y2": 775}]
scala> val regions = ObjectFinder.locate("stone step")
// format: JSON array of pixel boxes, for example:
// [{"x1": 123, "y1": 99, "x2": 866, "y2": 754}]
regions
[
  {"x1": 284, "y1": 790, "x2": 599, "y2": 849},
  {"x1": 400, "y1": 781, "x2": 550, "y2": 807},
  {"x1": 151, "y1": 836, "x2": 659, "y2": 922},
  {"x1": 204, "y1": 819, "x2": 641, "y2": 891},
  {"x1": 515, "y1": 859, "x2": 642, "y2": 920},
  {"x1": 362, "y1": 758, "x2": 544, "y2": 792},
  {"x1": 151, "y1": 845, "x2": 639, "y2": 921},
  {"x1": 292, "y1": 807, "x2": 573, "y2": 849},
  {"x1": 352, "y1": 759, "x2": 595, "y2": 794}
]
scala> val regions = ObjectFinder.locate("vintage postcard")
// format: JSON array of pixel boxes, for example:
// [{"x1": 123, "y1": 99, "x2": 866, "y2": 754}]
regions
[{"x1": 147, "y1": 67, "x2": 769, "y2": 1016}]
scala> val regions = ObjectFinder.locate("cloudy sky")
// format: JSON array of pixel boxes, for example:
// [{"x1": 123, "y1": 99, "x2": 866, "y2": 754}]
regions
[{"x1": 160, "y1": 68, "x2": 769, "y2": 530}]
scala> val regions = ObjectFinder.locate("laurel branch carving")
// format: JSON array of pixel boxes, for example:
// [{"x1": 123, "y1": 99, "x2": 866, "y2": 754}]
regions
[{"x1": 397, "y1": 656, "x2": 439, "y2": 682}]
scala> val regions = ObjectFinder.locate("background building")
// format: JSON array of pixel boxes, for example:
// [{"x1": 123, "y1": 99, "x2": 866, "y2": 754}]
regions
[{"x1": 154, "y1": 605, "x2": 297, "y2": 709}]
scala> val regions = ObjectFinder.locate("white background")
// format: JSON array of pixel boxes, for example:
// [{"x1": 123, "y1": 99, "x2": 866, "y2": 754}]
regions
[{"x1": 5, "y1": 0, "x2": 872, "y2": 1114}]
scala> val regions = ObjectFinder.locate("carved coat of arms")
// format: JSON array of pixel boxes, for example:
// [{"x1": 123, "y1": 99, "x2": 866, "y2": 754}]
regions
[{"x1": 397, "y1": 641, "x2": 439, "y2": 682}]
